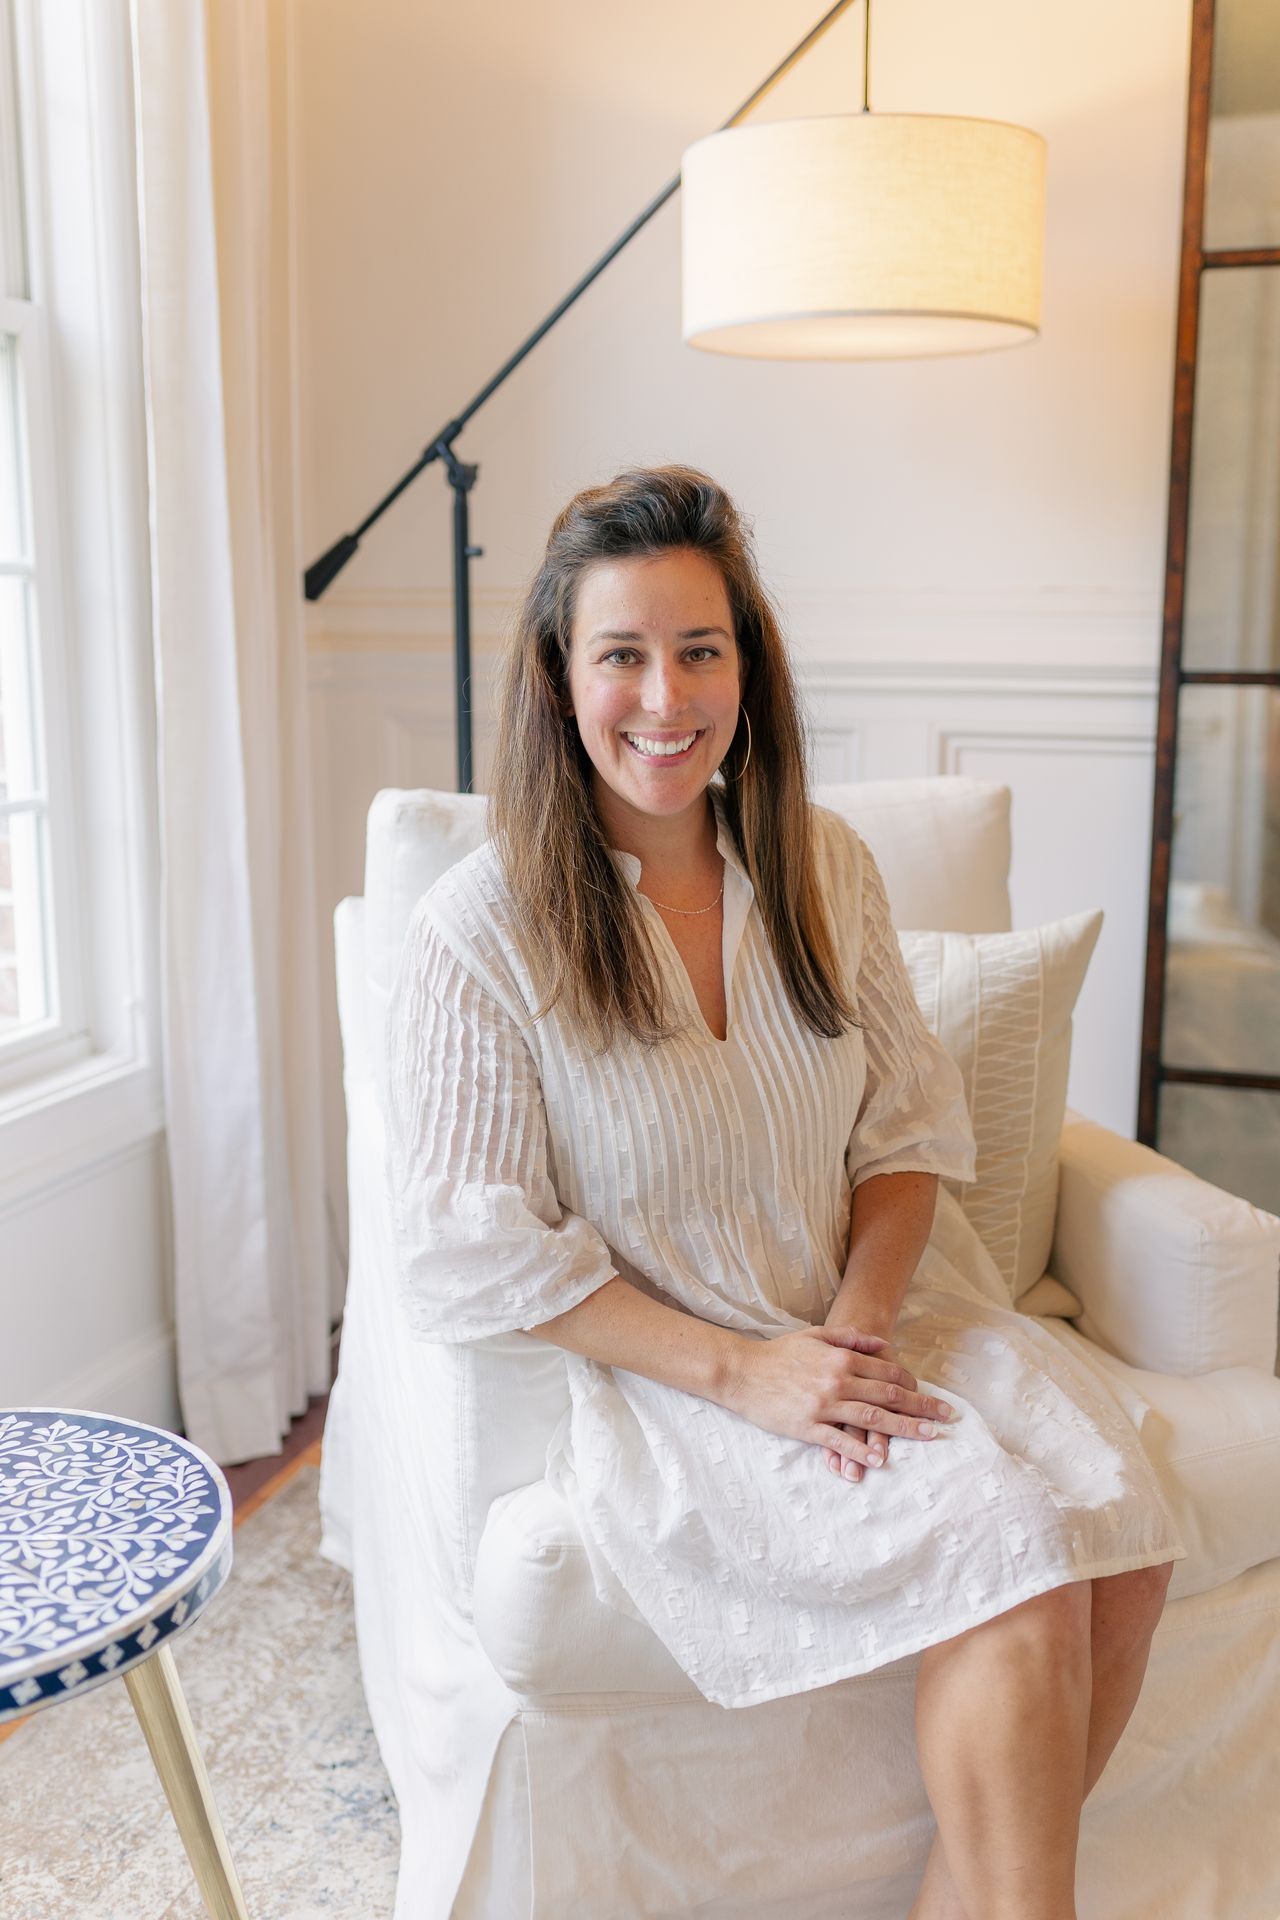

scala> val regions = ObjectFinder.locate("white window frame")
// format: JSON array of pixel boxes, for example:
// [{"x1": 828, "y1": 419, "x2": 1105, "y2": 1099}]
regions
[
  {"x1": 1, "y1": 282, "x2": 90, "y2": 1087},
  {"x1": 0, "y1": 0, "x2": 163, "y2": 1217}
]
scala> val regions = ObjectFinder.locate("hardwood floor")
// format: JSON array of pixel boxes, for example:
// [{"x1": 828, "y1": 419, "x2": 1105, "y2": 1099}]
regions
[{"x1": 220, "y1": 1325, "x2": 342, "y2": 1518}]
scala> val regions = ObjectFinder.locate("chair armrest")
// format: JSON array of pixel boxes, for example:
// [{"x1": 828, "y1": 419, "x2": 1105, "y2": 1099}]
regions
[{"x1": 1049, "y1": 1108, "x2": 1280, "y2": 1378}]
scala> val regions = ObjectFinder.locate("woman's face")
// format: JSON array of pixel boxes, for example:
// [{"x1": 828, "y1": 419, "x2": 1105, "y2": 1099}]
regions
[{"x1": 565, "y1": 548, "x2": 742, "y2": 829}]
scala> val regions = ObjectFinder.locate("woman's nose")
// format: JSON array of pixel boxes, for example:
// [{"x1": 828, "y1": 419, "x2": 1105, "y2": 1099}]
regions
[{"x1": 642, "y1": 665, "x2": 692, "y2": 714}]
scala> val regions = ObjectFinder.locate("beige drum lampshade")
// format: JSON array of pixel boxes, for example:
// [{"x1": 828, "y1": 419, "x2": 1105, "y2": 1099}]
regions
[{"x1": 681, "y1": 112, "x2": 1046, "y2": 360}]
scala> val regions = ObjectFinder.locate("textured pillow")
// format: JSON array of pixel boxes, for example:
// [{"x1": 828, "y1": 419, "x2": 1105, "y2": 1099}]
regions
[{"x1": 899, "y1": 911, "x2": 1104, "y2": 1305}]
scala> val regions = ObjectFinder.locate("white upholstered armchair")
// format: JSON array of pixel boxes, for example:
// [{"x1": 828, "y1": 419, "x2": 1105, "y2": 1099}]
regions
[{"x1": 318, "y1": 776, "x2": 1280, "y2": 1920}]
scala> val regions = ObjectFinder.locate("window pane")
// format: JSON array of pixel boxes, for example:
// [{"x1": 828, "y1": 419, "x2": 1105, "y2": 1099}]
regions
[
  {"x1": 1182, "y1": 268, "x2": 1280, "y2": 672},
  {"x1": 0, "y1": 805, "x2": 50, "y2": 1031},
  {"x1": 1157, "y1": 1083, "x2": 1280, "y2": 1220},
  {"x1": 0, "y1": 0, "x2": 28, "y2": 300},
  {"x1": 0, "y1": 572, "x2": 40, "y2": 798},
  {"x1": 1204, "y1": 0, "x2": 1280, "y2": 251},
  {"x1": 1162, "y1": 684, "x2": 1280, "y2": 1075},
  {"x1": 0, "y1": 570, "x2": 51, "y2": 1035},
  {"x1": 0, "y1": 332, "x2": 24, "y2": 563}
]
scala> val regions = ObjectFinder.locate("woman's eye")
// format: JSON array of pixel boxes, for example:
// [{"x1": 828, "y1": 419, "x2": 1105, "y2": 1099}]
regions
[{"x1": 601, "y1": 647, "x2": 717, "y2": 665}]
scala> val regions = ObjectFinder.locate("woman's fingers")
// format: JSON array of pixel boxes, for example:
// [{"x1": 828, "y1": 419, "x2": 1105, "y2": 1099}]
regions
[
  {"x1": 838, "y1": 1377, "x2": 954, "y2": 1424},
  {"x1": 837, "y1": 1397, "x2": 946, "y2": 1440},
  {"x1": 819, "y1": 1423, "x2": 876, "y2": 1474},
  {"x1": 849, "y1": 1356, "x2": 918, "y2": 1394},
  {"x1": 825, "y1": 1426, "x2": 861, "y2": 1480},
  {"x1": 823, "y1": 1421, "x2": 892, "y2": 1482}
]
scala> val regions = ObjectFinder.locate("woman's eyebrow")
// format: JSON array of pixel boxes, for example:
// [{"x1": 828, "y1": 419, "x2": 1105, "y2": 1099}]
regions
[{"x1": 589, "y1": 626, "x2": 730, "y2": 642}]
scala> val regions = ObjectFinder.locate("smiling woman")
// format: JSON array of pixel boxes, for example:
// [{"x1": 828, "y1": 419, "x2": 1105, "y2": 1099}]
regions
[
  {"x1": 382, "y1": 461, "x2": 1188, "y2": 1919},
  {"x1": 486, "y1": 464, "x2": 858, "y2": 1055},
  {"x1": 566, "y1": 547, "x2": 742, "y2": 934},
  {"x1": 568, "y1": 545, "x2": 739, "y2": 816}
]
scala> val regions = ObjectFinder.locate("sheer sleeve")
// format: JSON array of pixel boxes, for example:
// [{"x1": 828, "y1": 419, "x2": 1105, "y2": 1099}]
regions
[
  {"x1": 384, "y1": 901, "x2": 621, "y2": 1344},
  {"x1": 845, "y1": 835, "x2": 978, "y2": 1193}
]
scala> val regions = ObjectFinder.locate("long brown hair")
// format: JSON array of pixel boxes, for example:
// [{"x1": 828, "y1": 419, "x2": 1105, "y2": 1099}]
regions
[{"x1": 488, "y1": 464, "x2": 861, "y2": 1054}]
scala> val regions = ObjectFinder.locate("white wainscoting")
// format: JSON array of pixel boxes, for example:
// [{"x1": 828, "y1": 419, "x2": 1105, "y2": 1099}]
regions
[
  {"x1": 803, "y1": 660, "x2": 1159, "y2": 1140},
  {"x1": 307, "y1": 618, "x2": 1159, "y2": 1273}
]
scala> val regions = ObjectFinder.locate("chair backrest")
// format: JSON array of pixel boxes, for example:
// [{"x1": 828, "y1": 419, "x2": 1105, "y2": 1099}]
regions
[
  {"x1": 356, "y1": 776, "x2": 1012, "y2": 1113},
  {"x1": 342, "y1": 776, "x2": 1013, "y2": 1581}
]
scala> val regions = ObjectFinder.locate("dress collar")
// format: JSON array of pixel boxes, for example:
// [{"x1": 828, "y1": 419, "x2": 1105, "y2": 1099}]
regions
[{"x1": 607, "y1": 784, "x2": 751, "y2": 893}]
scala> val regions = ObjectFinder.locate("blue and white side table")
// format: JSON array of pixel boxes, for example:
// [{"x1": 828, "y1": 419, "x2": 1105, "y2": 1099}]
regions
[{"x1": 0, "y1": 1409, "x2": 249, "y2": 1920}]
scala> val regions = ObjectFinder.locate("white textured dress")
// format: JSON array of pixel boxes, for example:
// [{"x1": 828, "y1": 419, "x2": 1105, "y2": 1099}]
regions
[{"x1": 385, "y1": 785, "x2": 1188, "y2": 1711}]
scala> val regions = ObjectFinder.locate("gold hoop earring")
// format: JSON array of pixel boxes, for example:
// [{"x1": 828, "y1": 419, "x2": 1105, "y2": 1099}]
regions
[{"x1": 724, "y1": 705, "x2": 751, "y2": 781}]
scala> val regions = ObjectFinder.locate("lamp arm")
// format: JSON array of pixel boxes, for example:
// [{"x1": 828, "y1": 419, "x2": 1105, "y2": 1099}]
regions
[{"x1": 303, "y1": 0, "x2": 865, "y2": 790}]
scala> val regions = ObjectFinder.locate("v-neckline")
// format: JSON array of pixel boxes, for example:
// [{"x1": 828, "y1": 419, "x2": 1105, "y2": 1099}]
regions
[
  {"x1": 607, "y1": 786, "x2": 754, "y2": 1049},
  {"x1": 649, "y1": 899, "x2": 730, "y2": 1046}
]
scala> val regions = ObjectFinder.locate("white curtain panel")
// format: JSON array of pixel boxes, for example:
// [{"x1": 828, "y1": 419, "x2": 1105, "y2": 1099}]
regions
[{"x1": 130, "y1": 0, "x2": 330, "y2": 1462}]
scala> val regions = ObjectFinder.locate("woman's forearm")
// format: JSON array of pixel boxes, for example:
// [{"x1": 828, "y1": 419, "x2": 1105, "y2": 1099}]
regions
[
  {"x1": 826, "y1": 1170, "x2": 939, "y2": 1338},
  {"x1": 523, "y1": 1274, "x2": 752, "y2": 1410},
  {"x1": 526, "y1": 1175, "x2": 937, "y2": 1397}
]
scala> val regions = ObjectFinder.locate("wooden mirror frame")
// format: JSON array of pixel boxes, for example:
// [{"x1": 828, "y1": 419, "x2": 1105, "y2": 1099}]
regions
[{"x1": 1138, "y1": 0, "x2": 1280, "y2": 1151}]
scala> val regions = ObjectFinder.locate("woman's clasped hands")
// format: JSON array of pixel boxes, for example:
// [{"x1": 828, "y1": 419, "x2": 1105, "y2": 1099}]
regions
[{"x1": 723, "y1": 1323, "x2": 957, "y2": 1485}]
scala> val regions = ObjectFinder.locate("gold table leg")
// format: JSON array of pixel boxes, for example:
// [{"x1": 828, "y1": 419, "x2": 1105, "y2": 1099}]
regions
[{"x1": 123, "y1": 1642, "x2": 250, "y2": 1920}]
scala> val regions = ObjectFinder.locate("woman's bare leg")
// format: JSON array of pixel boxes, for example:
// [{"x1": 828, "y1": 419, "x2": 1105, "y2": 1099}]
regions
[
  {"x1": 908, "y1": 1563, "x2": 1175, "y2": 1920},
  {"x1": 910, "y1": 1579, "x2": 1092, "y2": 1920}
]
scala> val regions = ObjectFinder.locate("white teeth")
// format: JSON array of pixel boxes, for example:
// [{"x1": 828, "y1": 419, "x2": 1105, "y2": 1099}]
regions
[{"x1": 624, "y1": 731, "x2": 699, "y2": 757}]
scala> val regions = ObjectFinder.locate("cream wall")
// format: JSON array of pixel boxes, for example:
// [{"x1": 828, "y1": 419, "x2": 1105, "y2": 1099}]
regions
[
  {"x1": 296, "y1": 0, "x2": 1189, "y2": 642},
  {"x1": 293, "y1": 0, "x2": 1194, "y2": 1264}
]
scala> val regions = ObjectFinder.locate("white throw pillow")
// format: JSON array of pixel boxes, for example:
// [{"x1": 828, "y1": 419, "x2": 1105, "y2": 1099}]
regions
[{"x1": 898, "y1": 911, "x2": 1104, "y2": 1305}]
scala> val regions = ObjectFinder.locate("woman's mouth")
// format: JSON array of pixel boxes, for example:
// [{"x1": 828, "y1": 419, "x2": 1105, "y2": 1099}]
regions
[{"x1": 621, "y1": 728, "x2": 705, "y2": 765}]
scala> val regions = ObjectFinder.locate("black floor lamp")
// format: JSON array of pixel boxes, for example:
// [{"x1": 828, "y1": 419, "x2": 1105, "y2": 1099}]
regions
[{"x1": 302, "y1": 0, "x2": 1044, "y2": 794}]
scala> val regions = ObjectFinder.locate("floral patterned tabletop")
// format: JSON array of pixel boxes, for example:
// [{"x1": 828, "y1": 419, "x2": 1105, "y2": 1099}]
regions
[{"x1": 0, "y1": 1409, "x2": 233, "y2": 1723}]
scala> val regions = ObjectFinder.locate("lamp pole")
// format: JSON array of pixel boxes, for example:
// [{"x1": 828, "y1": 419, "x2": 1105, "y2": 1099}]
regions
[{"x1": 301, "y1": 0, "x2": 864, "y2": 793}]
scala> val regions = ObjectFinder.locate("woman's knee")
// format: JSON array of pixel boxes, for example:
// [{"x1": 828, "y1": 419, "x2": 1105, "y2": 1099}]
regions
[
  {"x1": 1090, "y1": 1561, "x2": 1174, "y2": 1653},
  {"x1": 921, "y1": 1577, "x2": 1092, "y2": 1671},
  {"x1": 1095, "y1": 1560, "x2": 1174, "y2": 1605},
  {"x1": 1004, "y1": 1578, "x2": 1094, "y2": 1665}
]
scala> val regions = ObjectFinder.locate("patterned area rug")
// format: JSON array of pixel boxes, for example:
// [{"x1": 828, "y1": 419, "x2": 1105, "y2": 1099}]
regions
[{"x1": 0, "y1": 1449, "x2": 400, "y2": 1918}]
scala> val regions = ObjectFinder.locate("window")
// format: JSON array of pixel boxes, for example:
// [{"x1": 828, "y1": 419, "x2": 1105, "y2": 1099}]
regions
[
  {"x1": 0, "y1": 0, "x2": 162, "y2": 1204},
  {"x1": 0, "y1": 0, "x2": 85, "y2": 1089},
  {"x1": 1, "y1": 293, "x2": 58, "y2": 1054}
]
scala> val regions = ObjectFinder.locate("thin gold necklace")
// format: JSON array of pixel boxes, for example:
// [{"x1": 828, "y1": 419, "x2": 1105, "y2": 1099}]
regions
[
  {"x1": 644, "y1": 859, "x2": 726, "y2": 916},
  {"x1": 647, "y1": 881, "x2": 724, "y2": 916}
]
